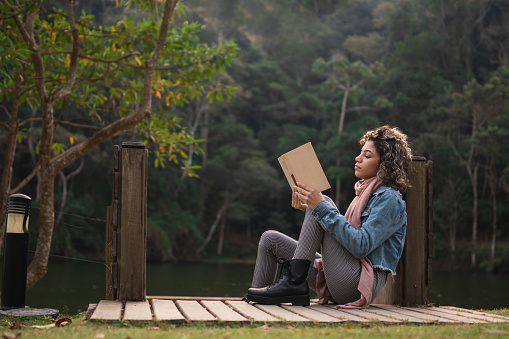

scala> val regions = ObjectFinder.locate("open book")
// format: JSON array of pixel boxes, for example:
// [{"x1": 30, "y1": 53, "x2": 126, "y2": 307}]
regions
[{"x1": 278, "y1": 142, "x2": 331, "y2": 192}]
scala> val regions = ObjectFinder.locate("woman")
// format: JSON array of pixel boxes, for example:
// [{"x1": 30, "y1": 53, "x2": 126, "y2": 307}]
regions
[{"x1": 245, "y1": 125, "x2": 412, "y2": 308}]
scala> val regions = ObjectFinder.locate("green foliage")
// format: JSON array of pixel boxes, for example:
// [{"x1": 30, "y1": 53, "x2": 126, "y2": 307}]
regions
[{"x1": 3, "y1": 0, "x2": 509, "y2": 272}]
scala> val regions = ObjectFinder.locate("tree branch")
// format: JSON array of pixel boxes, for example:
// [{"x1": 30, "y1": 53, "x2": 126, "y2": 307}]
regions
[
  {"x1": 55, "y1": 120, "x2": 102, "y2": 130},
  {"x1": 0, "y1": 104, "x2": 10, "y2": 119},
  {"x1": 51, "y1": 0, "x2": 80, "y2": 103},
  {"x1": 49, "y1": 0, "x2": 180, "y2": 174},
  {"x1": 11, "y1": 164, "x2": 41, "y2": 194}
]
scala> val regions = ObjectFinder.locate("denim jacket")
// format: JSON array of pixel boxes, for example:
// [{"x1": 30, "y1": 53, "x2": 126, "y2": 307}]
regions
[{"x1": 311, "y1": 185, "x2": 407, "y2": 275}]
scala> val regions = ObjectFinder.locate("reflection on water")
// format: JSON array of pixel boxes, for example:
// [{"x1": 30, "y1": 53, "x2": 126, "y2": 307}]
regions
[
  {"x1": 428, "y1": 270, "x2": 509, "y2": 310},
  {"x1": 1, "y1": 260, "x2": 508, "y2": 315}
]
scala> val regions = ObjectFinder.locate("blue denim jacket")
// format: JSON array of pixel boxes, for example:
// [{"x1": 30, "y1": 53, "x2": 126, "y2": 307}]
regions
[{"x1": 311, "y1": 185, "x2": 407, "y2": 275}]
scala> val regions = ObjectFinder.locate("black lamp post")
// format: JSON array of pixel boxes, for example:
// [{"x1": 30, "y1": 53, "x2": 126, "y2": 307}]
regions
[
  {"x1": 1, "y1": 194, "x2": 31, "y2": 308},
  {"x1": 0, "y1": 194, "x2": 59, "y2": 318}
]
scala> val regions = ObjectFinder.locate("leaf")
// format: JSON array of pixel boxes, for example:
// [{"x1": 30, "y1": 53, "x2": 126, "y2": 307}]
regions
[{"x1": 135, "y1": 56, "x2": 142, "y2": 66}]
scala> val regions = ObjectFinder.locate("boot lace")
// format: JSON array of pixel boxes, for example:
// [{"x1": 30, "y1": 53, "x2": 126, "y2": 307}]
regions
[{"x1": 275, "y1": 258, "x2": 290, "y2": 283}]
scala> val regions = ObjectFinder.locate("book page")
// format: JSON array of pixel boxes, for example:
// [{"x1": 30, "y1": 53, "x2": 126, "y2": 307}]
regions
[{"x1": 278, "y1": 142, "x2": 331, "y2": 192}]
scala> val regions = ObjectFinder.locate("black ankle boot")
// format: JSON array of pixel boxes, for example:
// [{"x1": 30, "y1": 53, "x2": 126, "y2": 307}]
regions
[{"x1": 246, "y1": 259, "x2": 311, "y2": 306}]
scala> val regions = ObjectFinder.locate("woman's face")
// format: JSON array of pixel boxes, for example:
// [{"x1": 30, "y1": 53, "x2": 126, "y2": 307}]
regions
[{"x1": 354, "y1": 140, "x2": 380, "y2": 180}]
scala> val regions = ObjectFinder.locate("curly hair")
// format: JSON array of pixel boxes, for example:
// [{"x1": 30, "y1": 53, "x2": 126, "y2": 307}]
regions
[{"x1": 359, "y1": 125, "x2": 413, "y2": 192}]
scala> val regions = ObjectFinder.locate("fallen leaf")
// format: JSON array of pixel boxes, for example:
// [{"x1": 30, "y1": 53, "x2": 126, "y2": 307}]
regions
[
  {"x1": 56, "y1": 318, "x2": 72, "y2": 327},
  {"x1": 9, "y1": 323, "x2": 22, "y2": 330}
]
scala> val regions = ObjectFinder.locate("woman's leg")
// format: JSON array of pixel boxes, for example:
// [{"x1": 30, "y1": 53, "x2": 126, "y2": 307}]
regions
[
  {"x1": 251, "y1": 230, "x2": 320, "y2": 289},
  {"x1": 321, "y1": 232, "x2": 363, "y2": 304},
  {"x1": 292, "y1": 207, "x2": 325, "y2": 262},
  {"x1": 317, "y1": 196, "x2": 387, "y2": 304}
]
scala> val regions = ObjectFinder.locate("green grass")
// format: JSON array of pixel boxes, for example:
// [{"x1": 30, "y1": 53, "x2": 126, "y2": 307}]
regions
[{"x1": 1, "y1": 309, "x2": 508, "y2": 339}]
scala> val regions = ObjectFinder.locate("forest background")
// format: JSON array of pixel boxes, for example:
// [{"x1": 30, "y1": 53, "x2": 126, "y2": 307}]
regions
[{"x1": 1, "y1": 0, "x2": 509, "y2": 289}]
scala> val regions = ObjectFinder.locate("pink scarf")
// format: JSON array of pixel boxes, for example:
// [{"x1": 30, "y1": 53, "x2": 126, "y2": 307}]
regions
[{"x1": 314, "y1": 177, "x2": 381, "y2": 308}]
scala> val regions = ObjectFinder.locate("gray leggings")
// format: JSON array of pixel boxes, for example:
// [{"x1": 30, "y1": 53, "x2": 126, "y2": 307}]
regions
[{"x1": 251, "y1": 196, "x2": 387, "y2": 304}]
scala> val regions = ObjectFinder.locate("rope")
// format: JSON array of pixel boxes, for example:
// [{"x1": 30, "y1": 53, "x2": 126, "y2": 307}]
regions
[
  {"x1": 1, "y1": 200, "x2": 110, "y2": 267},
  {"x1": 28, "y1": 250, "x2": 107, "y2": 266}
]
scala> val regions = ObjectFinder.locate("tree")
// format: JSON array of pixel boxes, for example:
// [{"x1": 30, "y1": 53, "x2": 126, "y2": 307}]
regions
[
  {"x1": 312, "y1": 53, "x2": 384, "y2": 207},
  {"x1": 436, "y1": 69, "x2": 509, "y2": 269},
  {"x1": 0, "y1": 0, "x2": 237, "y2": 288}
]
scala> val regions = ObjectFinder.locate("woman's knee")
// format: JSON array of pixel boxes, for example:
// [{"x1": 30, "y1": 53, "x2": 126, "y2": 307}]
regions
[{"x1": 259, "y1": 230, "x2": 282, "y2": 248}]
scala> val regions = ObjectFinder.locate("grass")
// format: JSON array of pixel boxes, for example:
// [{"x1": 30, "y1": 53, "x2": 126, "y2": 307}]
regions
[{"x1": 1, "y1": 309, "x2": 508, "y2": 339}]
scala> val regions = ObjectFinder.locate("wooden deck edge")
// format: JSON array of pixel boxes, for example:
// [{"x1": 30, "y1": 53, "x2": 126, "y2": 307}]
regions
[
  {"x1": 87, "y1": 299, "x2": 509, "y2": 324},
  {"x1": 147, "y1": 296, "x2": 243, "y2": 301}
]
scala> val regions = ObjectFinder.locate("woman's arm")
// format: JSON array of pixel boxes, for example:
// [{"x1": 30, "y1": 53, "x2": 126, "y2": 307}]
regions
[{"x1": 312, "y1": 191, "x2": 406, "y2": 259}]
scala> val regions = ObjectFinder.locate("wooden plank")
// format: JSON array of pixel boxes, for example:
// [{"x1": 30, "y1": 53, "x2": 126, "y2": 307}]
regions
[
  {"x1": 255, "y1": 304, "x2": 311, "y2": 322},
  {"x1": 124, "y1": 301, "x2": 152, "y2": 321},
  {"x1": 441, "y1": 306, "x2": 509, "y2": 322},
  {"x1": 281, "y1": 305, "x2": 342, "y2": 323},
  {"x1": 226, "y1": 301, "x2": 280, "y2": 322},
  {"x1": 118, "y1": 146, "x2": 147, "y2": 301},
  {"x1": 90, "y1": 300, "x2": 123, "y2": 320},
  {"x1": 365, "y1": 306, "x2": 433, "y2": 323},
  {"x1": 331, "y1": 306, "x2": 401, "y2": 323},
  {"x1": 148, "y1": 296, "x2": 243, "y2": 301},
  {"x1": 86, "y1": 303, "x2": 98, "y2": 320},
  {"x1": 372, "y1": 305, "x2": 446, "y2": 323},
  {"x1": 432, "y1": 306, "x2": 508, "y2": 323},
  {"x1": 176, "y1": 300, "x2": 216, "y2": 321},
  {"x1": 151, "y1": 299, "x2": 185, "y2": 321},
  {"x1": 308, "y1": 304, "x2": 366, "y2": 322},
  {"x1": 403, "y1": 306, "x2": 481, "y2": 323},
  {"x1": 201, "y1": 300, "x2": 248, "y2": 322}
]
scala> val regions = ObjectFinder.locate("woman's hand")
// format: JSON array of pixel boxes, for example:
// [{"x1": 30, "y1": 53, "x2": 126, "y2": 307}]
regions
[
  {"x1": 291, "y1": 189, "x2": 307, "y2": 211},
  {"x1": 293, "y1": 182, "x2": 325, "y2": 210}
]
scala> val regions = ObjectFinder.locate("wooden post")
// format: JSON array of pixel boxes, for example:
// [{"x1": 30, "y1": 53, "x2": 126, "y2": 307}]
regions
[
  {"x1": 373, "y1": 157, "x2": 433, "y2": 306},
  {"x1": 106, "y1": 142, "x2": 148, "y2": 301}
]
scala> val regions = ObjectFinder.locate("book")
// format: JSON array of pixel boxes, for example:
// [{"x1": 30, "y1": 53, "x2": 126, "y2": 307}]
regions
[{"x1": 278, "y1": 142, "x2": 331, "y2": 192}]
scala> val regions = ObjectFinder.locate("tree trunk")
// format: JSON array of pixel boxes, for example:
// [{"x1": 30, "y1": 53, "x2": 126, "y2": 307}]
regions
[
  {"x1": 0, "y1": 73, "x2": 22, "y2": 251},
  {"x1": 217, "y1": 205, "x2": 227, "y2": 255},
  {"x1": 470, "y1": 164, "x2": 478, "y2": 269},
  {"x1": 26, "y1": 166, "x2": 56, "y2": 289},
  {"x1": 334, "y1": 158, "x2": 341, "y2": 209},
  {"x1": 447, "y1": 177, "x2": 458, "y2": 260},
  {"x1": 23, "y1": 0, "x2": 180, "y2": 289},
  {"x1": 490, "y1": 187, "x2": 497, "y2": 262},
  {"x1": 487, "y1": 160, "x2": 497, "y2": 262},
  {"x1": 335, "y1": 87, "x2": 349, "y2": 208},
  {"x1": 197, "y1": 201, "x2": 227, "y2": 254}
]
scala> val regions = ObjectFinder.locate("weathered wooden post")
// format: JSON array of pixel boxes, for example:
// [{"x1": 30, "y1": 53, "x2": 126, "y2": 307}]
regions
[
  {"x1": 106, "y1": 142, "x2": 148, "y2": 301},
  {"x1": 373, "y1": 156, "x2": 433, "y2": 306}
]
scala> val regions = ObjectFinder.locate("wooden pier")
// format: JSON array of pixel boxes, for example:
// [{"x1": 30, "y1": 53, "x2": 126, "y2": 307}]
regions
[
  {"x1": 95, "y1": 146, "x2": 508, "y2": 326},
  {"x1": 87, "y1": 297, "x2": 509, "y2": 324}
]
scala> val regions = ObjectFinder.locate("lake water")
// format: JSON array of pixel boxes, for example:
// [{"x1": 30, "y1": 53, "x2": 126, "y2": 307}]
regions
[{"x1": 2, "y1": 260, "x2": 509, "y2": 315}]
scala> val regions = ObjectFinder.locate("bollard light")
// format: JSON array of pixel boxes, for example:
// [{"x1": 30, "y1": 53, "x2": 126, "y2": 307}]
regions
[{"x1": 1, "y1": 194, "x2": 31, "y2": 308}]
